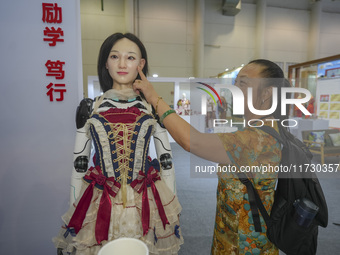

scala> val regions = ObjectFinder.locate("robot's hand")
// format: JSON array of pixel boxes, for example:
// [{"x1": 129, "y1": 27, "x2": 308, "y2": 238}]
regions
[{"x1": 76, "y1": 98, "x2": 93, "y2": 129}]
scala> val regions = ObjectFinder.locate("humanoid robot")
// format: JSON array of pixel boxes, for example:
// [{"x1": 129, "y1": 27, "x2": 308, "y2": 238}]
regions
[
  {"x1": 70, "y1": 95, "x2": 177, "y2": 206},
  {"x1": 55, "y1": 91, "x2": 180, "y2": 255},
  {"x1": 55, "y1": 32, "x2": 182, "y2": 254}
]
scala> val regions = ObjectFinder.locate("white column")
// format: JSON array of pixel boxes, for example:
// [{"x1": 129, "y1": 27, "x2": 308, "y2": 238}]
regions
[
  {"x1": 76, "y1": 0, "x2": 84, "y2": 99},
  {"x1": 194, "y1": 0, "x2": 205, "y2": 78},
  {"x1": 174, "y1": 81, "x2": 180, "y2": 111},
  {"x1": 125, "y1": 0, "x2": 138, "y2": 35},
  {"x1": 255, "y1": 0, "x2": 266, "y2": 59},
  {"x1": 308, "y1": 0, "x2": 322, "y2": 60}
]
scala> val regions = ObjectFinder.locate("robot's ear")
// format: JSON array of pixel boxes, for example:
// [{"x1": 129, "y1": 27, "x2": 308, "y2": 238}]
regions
[
  {"x1": 139, "y1": 58, "x2": 146, "y2": 71},
  {"x1": 76, "y1": 98, "x2": 93, "y2": 129}
]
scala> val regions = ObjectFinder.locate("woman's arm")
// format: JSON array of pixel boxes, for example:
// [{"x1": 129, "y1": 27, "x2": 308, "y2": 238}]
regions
[{"x1": 133, "y1": 68, "x2": 231, "y2": 164}]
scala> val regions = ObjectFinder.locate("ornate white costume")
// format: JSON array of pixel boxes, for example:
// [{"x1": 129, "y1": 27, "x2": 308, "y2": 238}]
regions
[{"x1": 53, "y1": 89, "x2": 183, "y2": 255}]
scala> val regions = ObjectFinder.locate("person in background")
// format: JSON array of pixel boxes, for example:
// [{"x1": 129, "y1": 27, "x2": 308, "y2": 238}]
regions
[
  {"x1": 218, "y1": 91, "x2": 228, "y2": 119},
  {"x1": 306, "y1": 96, "x2": 315, "y2": 118},
  {"x1": 53, "y1": 33, "x2": 183, "y2": 255},
  {"x1": 176, "y1": 92, "x2": 190, "y2": 115},
  {"x1": 134, "y1": 59, "x2": 291, "y2": 254},
  {"x1": 294, "y1": 95, "x2": 303, "y2": 117}
]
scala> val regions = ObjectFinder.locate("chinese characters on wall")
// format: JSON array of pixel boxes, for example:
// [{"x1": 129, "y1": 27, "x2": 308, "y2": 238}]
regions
[{"x1": 42, "y1": 2, "x2": 66, "y2": 102}]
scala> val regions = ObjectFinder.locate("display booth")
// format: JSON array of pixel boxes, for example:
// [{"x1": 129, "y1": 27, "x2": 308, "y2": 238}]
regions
[{"x1": 288, "y1": 54, "x2": 340, "y2": 129}]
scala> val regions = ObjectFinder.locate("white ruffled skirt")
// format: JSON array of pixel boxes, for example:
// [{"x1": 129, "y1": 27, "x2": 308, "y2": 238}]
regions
[{"x1": 53, "y1": 179, "x2": 183, "y2": 255}]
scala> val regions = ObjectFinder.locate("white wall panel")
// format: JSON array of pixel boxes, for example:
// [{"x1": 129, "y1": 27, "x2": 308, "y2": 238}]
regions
[
  {"x1": 81, "y1": 39, "x2": 105, "y2": 65},
  {"x1": 235, "y1": 4, "x2": 257, "y2": 26},
  {"x1": 266, "y1": 29, "x2": 309, "y2": 51},
  {"x1": 266, "y1": 49, "x2": 308, "y2": 64},
  {"x1": 322, "y1": 12, "x2": 340, "y2": 33},
  {"x1": 0, "y1": 1, "x2": 83, "y2": 254},
  {"x1": 320, "y1": 12, "x2": 340, "y2": 57},
  {"x1": 139, "y1": 0, "x2": 195, "y2": 78},
  {"x1": 265, "y1": 7, "x2": 310, "y2": 63},
  {"x1": 81, "y1": 14, "x2": 125, "y2": 40},
  {"x1": 149, "y1": 66, "x2": 194, "y2": 78},
  {"x1": 205, "y1": 23, "x2": 256, "y2": 48},
  {"x1": 266, "y1": 7, "x2": 310, "y2": 31},
  {"x1": 80, "y1": 0, "x2": 124, "y2": 15},
  {"x1": 139, "y1": 0, "x2": 194, "y2": 21},
  {"x1": 79, "y1": 0, "x2": 340, "y2": 85},
  {"x1": 80, "y1": 0, "x2": 125, "y2": 94},
  {"x1": 204, "y1": 46, "x2": 254, "y2": 76},
  {"x1": 140, "y1": 19, "x2": 190, "y2": 44},
  {"x1": 145, "y1": 42, "x2": 193, "y2": 75},
  {"x1": 320, "y1": 33, "x2": 340, "y2": 56}
]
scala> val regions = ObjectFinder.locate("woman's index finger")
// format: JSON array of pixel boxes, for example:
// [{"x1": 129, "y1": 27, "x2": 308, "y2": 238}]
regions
[{"x1": 138, "y1": 66, "x2": 147, "y2": 81}]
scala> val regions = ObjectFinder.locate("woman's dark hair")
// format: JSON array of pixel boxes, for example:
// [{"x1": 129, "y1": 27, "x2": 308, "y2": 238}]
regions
[
  {"x1": 97, "y1": 33, "x2": 149, "y2": 92},
  {"x1": 248, "y1": 59, "x2": 291, "y2": 121}
]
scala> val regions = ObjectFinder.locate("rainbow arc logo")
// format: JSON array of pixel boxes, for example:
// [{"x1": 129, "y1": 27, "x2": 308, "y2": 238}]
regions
[{"x1": 196, "y1": 82, "x2": 222, "y2": 105}]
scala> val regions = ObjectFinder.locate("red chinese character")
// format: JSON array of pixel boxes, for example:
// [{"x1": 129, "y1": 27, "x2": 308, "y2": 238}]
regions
[
  {"x1": 43, "y1": 27, "x2": 64, "y2": 46},
  {"x1": 42, "y1": 3, "x2": 62, "y2": 23},
  {"x1": 45, "y1": 60, "x2": 65, "y2": 79},
  {"x1": 46, "y1": 83, "x2": 66, "y2": 102}
]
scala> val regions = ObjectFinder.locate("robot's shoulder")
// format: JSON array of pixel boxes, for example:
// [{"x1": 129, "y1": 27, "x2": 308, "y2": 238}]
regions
[{"x1": 76, "y1": 98, "x2": 94, "y2": 129}]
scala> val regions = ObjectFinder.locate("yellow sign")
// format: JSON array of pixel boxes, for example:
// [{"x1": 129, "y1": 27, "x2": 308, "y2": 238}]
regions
[
  {"x1": 319, "y1": 111, "x2": 328, "y2": 118},
  {"x1": 330, "y1": 103, "x2": 340, "y2": 111},
  {"x1": 320, "y1": 103, "x2": 329, "y2": 110},
  {"x1": 329, "y1": 112, "x2": 340, "y2": 119},
  {"x1": 331, "y1": 94, "x2": 340, "y2": 102}
]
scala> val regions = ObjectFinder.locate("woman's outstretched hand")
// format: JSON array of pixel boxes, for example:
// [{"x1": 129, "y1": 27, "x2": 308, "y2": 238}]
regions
[{"x1": 133, "y1": 67, "x2": 158, "y2": 106}]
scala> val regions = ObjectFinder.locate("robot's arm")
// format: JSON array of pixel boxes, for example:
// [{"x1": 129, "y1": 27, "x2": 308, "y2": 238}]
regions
[
  {"x1": 70, "y1": 98, "x2": 93, "y2": 206},
  {"x1": 153, "y1": 122, "x2": 177, "y2": 194}
]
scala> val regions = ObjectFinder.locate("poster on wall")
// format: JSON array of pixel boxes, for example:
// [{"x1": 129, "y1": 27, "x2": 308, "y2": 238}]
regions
[
  {"x1": 320, "y1": 94, "x2": 330, "y2": 102},
  {"x1": 325, "y1": 67, "x2": 340, "y2": 78},
  {"x1": 318, "y1": 59, "x2": 340, "y2": 78},
  {"x1": 316, "y1": 79, "x2": 340, "y2": 128}
]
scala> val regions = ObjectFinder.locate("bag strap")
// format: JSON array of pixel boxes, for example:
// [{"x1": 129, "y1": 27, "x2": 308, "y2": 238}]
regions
[
  {"x1": 237, "y1": 125, "x2": 284, "y2": 232},
  {"x1": 238, "y1": 173, "x2": 271, "y2": 232}
]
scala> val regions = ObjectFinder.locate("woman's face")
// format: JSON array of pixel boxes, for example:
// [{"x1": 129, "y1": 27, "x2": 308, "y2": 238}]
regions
[
  {"x1": 235, "y1": 63, "x2": 266, "y2": 119},
  {"x1": 106, "y1": 38, "x2": 145, "y2": 89}
]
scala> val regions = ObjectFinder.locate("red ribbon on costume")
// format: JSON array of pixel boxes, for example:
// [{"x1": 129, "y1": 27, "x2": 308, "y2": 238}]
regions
[
  {"x1": 131, "y1": 168, "x2": 169, "y2": 236},
  {"x1": 67, "y1": 166, "x2": 121, "y2": 244}
]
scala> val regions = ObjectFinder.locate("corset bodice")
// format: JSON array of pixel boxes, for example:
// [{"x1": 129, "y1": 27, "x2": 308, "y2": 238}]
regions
[{"x1": 86, "y1": 106, "x2": 157, "y2": 185}]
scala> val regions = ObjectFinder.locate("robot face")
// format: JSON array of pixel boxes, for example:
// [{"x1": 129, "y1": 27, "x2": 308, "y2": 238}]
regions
[{"x1": 106, "y1": 38, "x2": 145, "y2": 89}]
